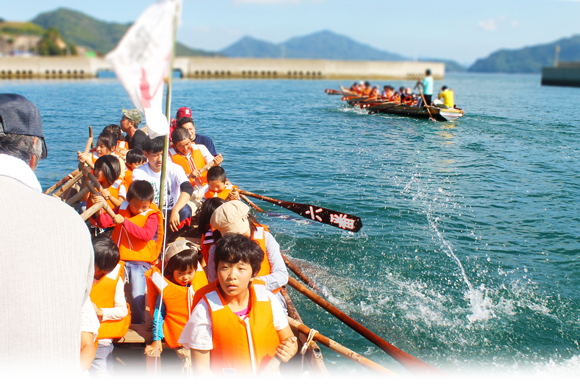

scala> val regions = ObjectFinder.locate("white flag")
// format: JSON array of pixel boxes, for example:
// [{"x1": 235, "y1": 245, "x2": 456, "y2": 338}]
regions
[{"x1": 106, "y1": 0, "x2": 182, "y2": 139}]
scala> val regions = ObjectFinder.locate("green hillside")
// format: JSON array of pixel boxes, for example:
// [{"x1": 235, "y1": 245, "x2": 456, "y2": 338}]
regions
[
  {"x1": 0, "y1": 21, "x2": 45, "y2": 36},
  {"x1": 31, "y1": 8, "x2": 220, "y2": 56},
  {"x1": 469, "y1": 35, "x2": 580, "y2": 73}
]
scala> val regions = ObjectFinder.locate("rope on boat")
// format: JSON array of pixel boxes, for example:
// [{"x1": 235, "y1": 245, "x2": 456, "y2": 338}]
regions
[{"x1": 300, "y1": 327, "x2": 318, "y2": 373}]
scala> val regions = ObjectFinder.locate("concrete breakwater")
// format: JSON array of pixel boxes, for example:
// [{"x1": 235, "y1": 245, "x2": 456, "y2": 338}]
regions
[
  {"x1": 0, "y1": 56, "x2": 444, "y2": 80},
  {"x1": 541, "y1": 62, "x2": 580, "y2": 87}
]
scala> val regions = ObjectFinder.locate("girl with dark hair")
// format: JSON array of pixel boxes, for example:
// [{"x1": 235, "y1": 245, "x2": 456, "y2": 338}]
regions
[
  {"x1": 144, "y1": 239, "x2": 208, "y2": 373},
  {"x1": 92, "y1": 155, "x2": 125, "y2": 209}
]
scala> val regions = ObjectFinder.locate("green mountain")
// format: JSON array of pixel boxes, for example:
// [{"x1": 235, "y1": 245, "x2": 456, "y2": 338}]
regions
[
  {"x1": 221, "y1": 30, "x2": 405, "y2": 61},
  {"x1": 31, "y1": 8, "x2": 219, "y2": 56},
  {"x1": 469, "y1": 35, "x2": 580, "y2": 73}
]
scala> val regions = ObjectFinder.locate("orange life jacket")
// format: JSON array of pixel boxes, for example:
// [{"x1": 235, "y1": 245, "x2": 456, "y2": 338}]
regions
[
  {"x1": 169, "y1": 145, "x2": 208, "y2": 187},
  {"x1": 124, "y1": 169, "x2": 133, "y2": 188},
  {"x1": 193, "y1": 279, "x2": 280, "y2": 376},
  {"x1": 90, "y1": 262, "x2": 131, "y2": 340},
  {"x1": 390, "y1": 94, "x2": 401, "y2": 103},
  {"x1": 251, "y1": 225, "x2": 281, "y2": 294},
  {"x1": 111, "y1": 201, "x2": 164, "y2": 263},
  {"x1": 204, "y1": 184, "x2": 237, "y2": 200},
  {"x1": 145, "y1": 265, "x2": 208, "y2": 348},
  {"x1": 369, "y1": 89, "x2": 379, "y2": 99}
]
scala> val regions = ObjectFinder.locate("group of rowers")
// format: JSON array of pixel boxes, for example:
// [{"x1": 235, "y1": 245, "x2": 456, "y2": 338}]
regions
[
  {"x1": 348, "y1": 69, "x2": 456, "y2": 109},
  {"x1": 72, "y1": 106, "x2": 298, "y2": 376}
]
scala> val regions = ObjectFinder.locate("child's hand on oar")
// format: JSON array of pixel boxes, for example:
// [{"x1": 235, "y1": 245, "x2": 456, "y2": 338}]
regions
[
  {"x1": 276, "y1": 336, "x2": 298, "y2": 363},
  {"x1": 77, "y1": 151, "x2": 89, "y2": 163}
]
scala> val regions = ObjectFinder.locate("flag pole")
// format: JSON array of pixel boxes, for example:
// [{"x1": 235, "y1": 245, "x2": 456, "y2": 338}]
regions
[
  {"x1": 158, "y1": 1, "x2": 181, "y2": 221},
  {"x1": 152, "y1": 0, "x2": 181, "y2": 375}
]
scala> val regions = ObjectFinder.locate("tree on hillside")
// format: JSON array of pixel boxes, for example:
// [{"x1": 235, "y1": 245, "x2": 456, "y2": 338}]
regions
[{"x1": 37, "y1": 26, "x2": 77, "y2": 56}]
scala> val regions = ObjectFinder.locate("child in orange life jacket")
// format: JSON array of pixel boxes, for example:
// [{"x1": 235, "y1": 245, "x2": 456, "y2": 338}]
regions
[
  {"x1": 123, "y1": 148, "x2": 147, "y2": 188},
  {"x1": 144, "y1": 239, "x2": 208, "y2": 373},
  {"x1": 77, "y1": 131, "x2": 126, "y2": 176},
  {"x1": 198, "y1": 197, "x2": 227, "y2": 266},
  {"x1": 87, "y1": 155, "x2": 126, "y2": 213},
  {"x1": 207, "y1": 201, "x2": 289, "y2": 311},
  {"x1": 102, "y1": 124, "x2": 129, "y2": 159},
  {"x1": 178, "y1": 233, "x2": 298, "y2": 376},
  {"x1": 204, "y1": 166, "x2": 239, "y2": 202},
  {"x1": 94, "y1": 180, "x2": 164, "y2": 326},
  {"x1": 89, "y1": 234, "x2": 130, "y2": 374}
]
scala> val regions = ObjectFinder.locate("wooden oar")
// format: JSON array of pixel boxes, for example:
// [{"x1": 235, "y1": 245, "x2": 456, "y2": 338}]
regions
[
  {"x1": 287, "y1": 276, "x2": 443, "y2": 374},
  {"x1": 47, "y1": 133, "x2": 94, "y2": 196},
  {"x1": 81, "y1": 167, "x2": 117, "y2": 219},
  {"x1": 281, "y1": 253, "x2": 323, "y2": 294},
  {"x1": 287, "y1": 317, "x2": 398, "y2": 376},
  {"x1": 240, "y1": 193, "x2": 265, "y2": 212},
  {"x1": 51, "y1": 171, "x2": 84, "y2": 198},
  {"x1": 80, "y1": 200, "x2": 105, "y2": 221},
  {"x1": 416, "y1": 86, "x2": 437, "y2": 122},
  {"x1": 238, "y1": 190, "x2": 363, "y2": 233}
]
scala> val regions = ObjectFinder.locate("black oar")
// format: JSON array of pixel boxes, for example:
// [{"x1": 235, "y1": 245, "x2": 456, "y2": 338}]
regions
[{"x1": 239, "y1": 190, "x2": 363, "y2": 232}]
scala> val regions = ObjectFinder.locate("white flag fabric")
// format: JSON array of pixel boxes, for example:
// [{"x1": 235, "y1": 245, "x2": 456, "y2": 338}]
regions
[{"x1": 106, "y1": 0, "x2": 182, "y2": 139}]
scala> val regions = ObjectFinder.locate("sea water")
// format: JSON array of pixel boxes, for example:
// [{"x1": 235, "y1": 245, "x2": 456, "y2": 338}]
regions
[{"x1": 1, "y1": 73, "x2": 579, "y2": 377}]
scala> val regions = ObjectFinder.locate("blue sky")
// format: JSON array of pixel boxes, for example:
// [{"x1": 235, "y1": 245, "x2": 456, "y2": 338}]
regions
[{"x1": 2, "y1": 0, "x2": 579, "y2": 65}]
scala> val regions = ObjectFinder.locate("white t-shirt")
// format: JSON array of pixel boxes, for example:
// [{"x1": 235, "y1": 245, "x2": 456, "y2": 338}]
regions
[
  {"x1": 80, "y1": 296, "x2": 100, "y2": 342},
  {"x1": 178, "y1": 289, "x2": 288, "y2": 351},
  {"x1": 132, "y1": 161, "x2": 189, "y2": 210}
]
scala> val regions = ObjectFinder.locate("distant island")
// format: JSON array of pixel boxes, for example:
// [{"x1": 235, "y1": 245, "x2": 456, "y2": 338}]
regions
[
  {"x1": 2, "y1": 7, "x2": 578, "y2": 74},
  {"x1": 469, "y1": 35, "x2": 580, "y2": 73},
  {"x1": 220, "y1": 30, "x2": 466, "y2": 72}
]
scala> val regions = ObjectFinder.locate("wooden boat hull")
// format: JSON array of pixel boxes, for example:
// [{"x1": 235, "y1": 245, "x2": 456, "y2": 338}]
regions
[{"x1": 369, "y1": 103, "x2": 464, "y2": 122}]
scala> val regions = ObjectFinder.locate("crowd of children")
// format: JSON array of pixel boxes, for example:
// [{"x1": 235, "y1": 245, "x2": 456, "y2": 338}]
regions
[
  {"x1": 75, "y1": 107, "x2": 297, "y2": 377},
  {"x1": 349, "y1": 79, "x2": 456, "y2": 109}
]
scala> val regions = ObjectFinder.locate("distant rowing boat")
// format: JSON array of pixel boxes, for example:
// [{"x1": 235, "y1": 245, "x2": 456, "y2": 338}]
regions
[{"x1": 325, "y1": 87, "x2": 465, "y2": 122}]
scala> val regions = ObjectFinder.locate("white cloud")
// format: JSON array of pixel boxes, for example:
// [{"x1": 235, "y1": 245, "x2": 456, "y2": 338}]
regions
[
  {"x1": 511, "y1": 20, "x2": 519, "y2": 27},
  {"x1": 478, "y1": 19, "x2": 498, "y2": 31}
]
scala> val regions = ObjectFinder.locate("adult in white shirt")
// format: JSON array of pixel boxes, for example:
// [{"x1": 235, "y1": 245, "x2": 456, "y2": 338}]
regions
[{"x1": 0, "y1": 94, "x2": 94, "y2": 376}]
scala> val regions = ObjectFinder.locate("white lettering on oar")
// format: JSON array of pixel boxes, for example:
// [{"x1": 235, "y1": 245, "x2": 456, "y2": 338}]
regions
[
  {"x1": 306, "y1": 206, "x2": 323, "y2": 221},
  {"x1": 330, "y1": 214, "x2": 355, "y2": 230}
]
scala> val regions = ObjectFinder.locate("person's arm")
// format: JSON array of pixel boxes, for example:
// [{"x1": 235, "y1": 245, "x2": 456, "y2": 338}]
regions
[
  {"x1": 123, "y1": 212, "x2": 160, "y2": 241},
  {"x1": 145, "y1": 296, "x2": 166, "y2": 357},
  {"x1": 191, "y1": 350, "x2": 212, "y2": 375},
  {"x1": 256, "y1": 233, "x2": 289, "y2": 291},
  {"x1": 169, "y1": 177, "x2": 192, "y2": 231},
  {"x1": 80, "y1": 331, "x2": 97, "y2": 371},
  {"x1": 275, "y1": 326, "x2": 298, "y2": 363},
  {"x1": 92, "y1": 196, "x2": 118, "y2": 228},
  {"x1": 100, "y1": 276, "x2": 129, "y2": 321}
]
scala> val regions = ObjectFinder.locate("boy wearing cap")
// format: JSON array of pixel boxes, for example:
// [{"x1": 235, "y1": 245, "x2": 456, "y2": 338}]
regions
[{"x1": 120, "y1": 108, "x2": 149, "y2": 151}]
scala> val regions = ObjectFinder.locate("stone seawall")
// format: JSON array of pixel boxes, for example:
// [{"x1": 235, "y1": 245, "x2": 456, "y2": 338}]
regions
[
  {"x1": 542, "y1": 63, "x2": 580, "y2": 87},
  {"x1": 0, "y1": 56, "x2": 445, "y2": 80}
]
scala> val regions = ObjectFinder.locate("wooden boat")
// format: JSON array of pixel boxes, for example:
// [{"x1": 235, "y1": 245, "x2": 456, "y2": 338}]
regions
[
  {"x1": 326, "y1": 86, "x2": 465, "y2": 122},
  {"x1": 367, "y1": 102, "x2": 464, "y2": 122}
]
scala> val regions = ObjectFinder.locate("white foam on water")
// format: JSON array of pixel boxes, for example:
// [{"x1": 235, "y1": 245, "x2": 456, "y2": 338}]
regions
[{"x1": 514, "y1": 355, "x2": 580, "y2": 380}]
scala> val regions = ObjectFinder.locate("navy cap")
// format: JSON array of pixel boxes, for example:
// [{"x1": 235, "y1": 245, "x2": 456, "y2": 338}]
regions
[{"x1": 0, "y1": 94, "x2": 47, "y2": 159}]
